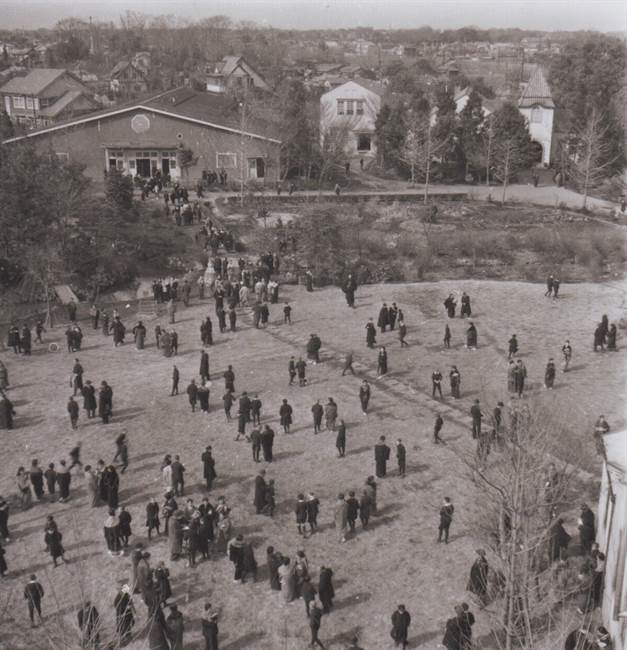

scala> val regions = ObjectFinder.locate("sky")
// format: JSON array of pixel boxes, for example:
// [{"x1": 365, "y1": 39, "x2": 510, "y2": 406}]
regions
[{"x1": 1, "y1": 0, "x2": 625, "y2": 32}]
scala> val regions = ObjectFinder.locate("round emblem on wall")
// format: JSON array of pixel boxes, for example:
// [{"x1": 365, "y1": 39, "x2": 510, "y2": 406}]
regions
[{"x1": 131, "y1": 114, "x2": 150, "y2": 134}]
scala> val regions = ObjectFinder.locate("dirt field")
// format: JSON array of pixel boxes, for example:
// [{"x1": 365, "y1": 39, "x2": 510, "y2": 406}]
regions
[{"x1": 0, "y1": 279, "x2": 624, "y2": 649}]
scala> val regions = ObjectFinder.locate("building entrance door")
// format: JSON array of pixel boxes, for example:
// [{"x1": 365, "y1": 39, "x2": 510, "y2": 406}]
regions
[
  {"x1": 161, "y1": 158, "x2": 170, "y2": 176},
  {"x1": 136, "y1": 158, "x2": 151, "y2": 177}
]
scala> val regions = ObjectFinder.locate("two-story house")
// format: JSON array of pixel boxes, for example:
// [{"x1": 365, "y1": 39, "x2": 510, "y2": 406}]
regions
[
  {"x1": 206, "y1": 56, "x2": 270, "y2": 94},
  {"x1": 319, "y1": 79, "x2": 384, "y2": 159},
  {"x1": 0, "y1": 68, "x2": 99, "y2": 129},
  {"x1": 109, "y1": 59, "x2": 149, "y2": 96}
]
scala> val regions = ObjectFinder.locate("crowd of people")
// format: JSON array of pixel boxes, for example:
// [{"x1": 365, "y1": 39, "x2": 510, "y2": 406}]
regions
[{"x1": 0, "y1": 207, "x2": 621, "y2": 650}]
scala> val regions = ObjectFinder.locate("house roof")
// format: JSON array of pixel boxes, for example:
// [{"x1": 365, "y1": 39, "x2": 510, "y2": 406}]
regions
[
  {"x1": 518, "y1": 66, "x2": 554, "y2": 108},
  {"x1": 352, "y1": 77, "x2": 386, "y2": 97},
  {"x1": 38, "y1": 89, "x2": 98, "y2": 118},
  {"x1": 0, "y1": 68, "x2": 69, "y2": 95},
  {"x1": 110, "y1": 60, "x2": 147, "y2": 79},
  {"x1": 3, "y1": 87, "x2": 281, "y2": 145}
]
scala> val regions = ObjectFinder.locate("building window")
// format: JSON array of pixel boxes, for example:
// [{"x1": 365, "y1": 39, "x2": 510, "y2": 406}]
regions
[
  {"x1": 531, "y1": 107, "x2": 542, "y2": 123},
  {"x1": 216, "y1": 153, "x2": 237, "y2": 168},
  {"x1": 12, "y1": 96, "x2": 25, "y2": 109},
  {"x1": 346, "y1": 100, "x2": 354, "y2": 115},
  {"x1": 55, "y1": 152, "x2": 69, "y2": 163},
  {"x1": 26, "y1": 97, "x2": 34, "y2": 110},
  {"x1": 356, "y1": 100, "x2": 364, "y2": 115},
  {"x1": 337, "y1": 100, "x2": 344, "y2": 115},
  {"x1": 357, "y1": 134, "x2": 372, "y2": 151}
]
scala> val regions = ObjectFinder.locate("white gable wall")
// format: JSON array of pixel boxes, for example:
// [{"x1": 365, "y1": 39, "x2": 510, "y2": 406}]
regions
[
  {"x1": 320, "y1": 81, "x2": 381, "y2": 158},
  {"x1": 519, "y1": 105, "x2": 553, "y2": 166}
]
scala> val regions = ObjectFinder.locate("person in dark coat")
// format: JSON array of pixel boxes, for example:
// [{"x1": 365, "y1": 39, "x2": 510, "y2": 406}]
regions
[
  {"x1": 396, "y1": 440, "x2": 406, "y2": 477},
  {"x1": 545, "y1": 358, "x2": 556, "y2": 389},
  {"x1": 200, "y1": 351, "x2": 210, "y2": 382},
  {"x1": 201, "y1": 446, "x2": 216, "y2": 490},
  {"x1": 365, "y1": 319, "x2": 377, "y2": 348},
  {"x1": 102, "y1": 465, "x2": 120, "y2": 509},
  {"x1": 0, "y1": 540, "x2": 7, "y2": 576},
  {"x1": 78, "y1": 601, "x2": 100, "y2": 648},
  {"x1": 336, "y1": 420, "x2": 346, "y2": 457},
  {"x1": 98, "y1": 381, "x2": 113, "y2": 424},
  {"x1": 186, "y1": 379, "x2": 198, "y2": 412},
  {"x1": 508, "y1": 334, "x2": 518, "y2": 359},
  {"x1": 201, "y1": 607, "x2": 219, "y2": 650},
  {"x1": 254, "y1": 470, "x2": 267, "y2": 514},
  {"x1": 377, "y1": 303, "x2": 390, "y2": 333},
  {"x1": 343, "y1": 274, "x2": 357, "y2": 307},
  {"x1": 166, "y1": 604, "x2": 184, "y2": 650},
  {"x1": 388, "y1": 303, "x2": 399, "y2": 330},
  {"x1": 146, "y1": 498, "x2": 160, "y2": 540},
  {"x1": 82, "y1": 381, "x2": 97, "y2": 418},
  {"x1": 444, "y1": 294, "x2": 456, "y2": 318},
  {"x1": 549, "y1": 517, "x2": 571, "y2": 562},
  {"x1": 579, "y1": 504, "x2": 596, "y2": 553},
  {"x1": 118, "y1": 506, "x2": 132, "y2": 547},
  {"x1": 7, "y1": 325, "x2": 21, "y2": 354},
  {"x1": 148, "y1": 605, "x2": 171, "y2": 650},
  {"x1": 197, "y1": 381, "x2": 210, "y2": 412},
  {"x1": 309, "y1": 601, "x2": 325, "y2": 648},
  {"x1": 20, "y1": 325, "x2": 32, "y2": 355},
  {"x1": 374, "y1": 436, "x2": 390, "y2": 478},
  {"x1": 442, "y1": 607, "x2": 463, "y2": 650},
  {"x1": 465, "y1": 322, "x2": 477, "y2": 349},
  {"x1": 438, "y1": 497, "x2": 454, "y2": 543},
  {"x1": 470, "y1": 400, "x2": 483, "y2": 439},
  {"x1": 467, "y1": 549, "x2": 489, "y2": 607},
  {"x1": 261, "y1": 425, "x2": 274, "y2": 462},
  {"x1": 377, "y1": 346, "x2": 388, "y2": 376},
  {"x1": 44, "y1": 524, "x2": 65, "y2": 567},
  {"x1": 0, "y1": 393, "x2": 16, "y2": 429},
  {"x1": 24, "y1": 574, "x2": 45, "y2": 625},
  {"x1": 607, "y1": 323, "x2": 617, "y2": 350},
  {"x1": 359, "y1": 380, "x2": 371, "y2": 415},
  {"x1": 154, "y1": 561, "x2": 172, "y2": 605},
  {"x1": 306, "y1": 493, "x2": 320, "y2": 535},
  {"x1": 312, "y1": 400, "x2": 324, "y2": 433},
  {"x1": 460, "y1": 292, "x2": 471, "y2": 318},
  {"x1": 279, "y1": 399, "x2": 293, "y2": 433},
  {"x1": 29, "y1": 460, "x2": 44, "y2": 500},
  {"x1": 318, "y1": 566, "x2": 335, "y2": 613},
  {"x1": 391, "y1": 604, "x2": 411, "y2": 649},
  {"x1": 449, "y1": 366, "x2": 461, "y2": 399},
  {"x1": 114, "y1": 585, "x2": 135, "y2": 645},
  {"x1": 267, "y1": 546, "x2": 283, "y2": 591}
]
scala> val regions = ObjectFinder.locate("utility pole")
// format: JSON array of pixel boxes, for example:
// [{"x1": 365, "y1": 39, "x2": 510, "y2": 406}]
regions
[{"x1": 239, "y1": 99, "x2": 245, "y2": 206}]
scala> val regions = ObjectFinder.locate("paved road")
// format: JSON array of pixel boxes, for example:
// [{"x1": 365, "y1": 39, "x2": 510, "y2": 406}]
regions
[{"x1": 215, "y1": 182, "x2": 621, "y2": 213}]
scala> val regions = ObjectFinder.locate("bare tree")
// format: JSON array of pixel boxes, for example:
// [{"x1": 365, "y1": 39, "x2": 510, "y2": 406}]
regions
[
  {"x1": 398, "y1": 109, "x2": 449, "y2": 203},
  {"x1": 565, "y1": 109, "x2": 621, "y2": 210},
  {"x1": 316, "y1": 125, "x2": 351, "y2": 192},
  {"x1": 492, "y1": 136, "x2": 528, "y2": 205},
  {"x1": 461, "y1": 403, "x2": 591, "y2": 650}
]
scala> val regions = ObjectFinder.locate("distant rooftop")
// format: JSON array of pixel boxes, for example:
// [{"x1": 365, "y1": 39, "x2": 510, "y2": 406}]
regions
[{"x1": 0, "y1": 68, "x2": 69, "y2": 95}]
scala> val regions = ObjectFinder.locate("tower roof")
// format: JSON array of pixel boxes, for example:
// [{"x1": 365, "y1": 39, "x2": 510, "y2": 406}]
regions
[{"x1": 518, "y1": 66, "x2": 554, "y2": 109}]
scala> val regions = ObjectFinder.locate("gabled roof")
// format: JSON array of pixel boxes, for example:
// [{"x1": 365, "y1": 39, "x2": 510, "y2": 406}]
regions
[
  {"x1": 3, "y1": 87, "x2": 281, "y2": 145},
  {"x1": 110, "y1": 60, "x2": 147, "y2": 79},
  {"x1": 218, "y1": 55, "x2": 242, "y2": 76},
  {"x1": 518, "y1": 66, "x2": 554, "y2": 109},
  {"x1": 0, "y1": 68, "x2": 71, "y2": 95},
  {"x1": 38, "y1": 90, "x2": 99, "y2": 118}
]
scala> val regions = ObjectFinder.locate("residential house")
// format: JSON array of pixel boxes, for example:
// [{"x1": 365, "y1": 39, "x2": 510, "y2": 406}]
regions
[
  {"x1": 353, "y1": 39, "x2": 376, "y2": 56},
  {"x1": 3, "y1": 87, "x2": 281, "y2": 185},
  {"x1": 206, "y1": 56, "x2": 270, "y2": 94},
  {"x1": 0, "y1": 68, "x2": 99, "y2": 129},
  {"x1": 109, "y1": 59, "x2": 149, "y2": 96},
  {"x1": 597, "y1": 430, "x2": 627, "y2": 650},
  {"x1": 319, "y1": 78, "x2": 384, "y2": 159},
  {"x1": 442, "y1": 66, "x2": 554, "y2": 166}
]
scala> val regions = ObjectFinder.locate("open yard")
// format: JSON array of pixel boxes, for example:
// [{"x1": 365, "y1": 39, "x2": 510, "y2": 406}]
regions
[{"x1": 0, "y1": 278, "x2": 624, "y2": 649}]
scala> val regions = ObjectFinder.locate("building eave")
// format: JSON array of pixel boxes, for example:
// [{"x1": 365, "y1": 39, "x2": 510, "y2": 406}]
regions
[{"x1": 2, "y1": 103, "x2": 282, "y2": 145}]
